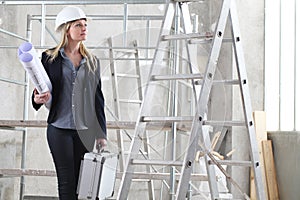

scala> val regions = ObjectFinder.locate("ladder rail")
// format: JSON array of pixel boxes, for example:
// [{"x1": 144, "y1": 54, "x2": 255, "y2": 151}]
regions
[
  {"x1": 168, "y1": 3, "x2": 181, "y2": 198},
  {"x1": 117, "y1": 3, "x2": 177, "y2": 199},
  {"x1": 109, "y1": 37, "x2": 158, "y2": 199},
  {"x1": 133, "y1": 40, "x2": 156, "y2": 200},
  {"x1": 117, "y1": 0, "x2": 267, "y2": 199},
  {"x1": 135, "y1": 40, "x2": 157, "y2": 200},
  {"x1": 108, "y1": 37, "x2": 126, "y2": 172},
  {"x1": 229, "y1": 0, "x2": 266, "y2": 199},
  {"x1": 179, "y1": 2, "x2": 198, "y2": 104},
  {"x1": 175, "y1": 0, "x2": 232, "y2": 198},
  {"x1": 176, "y1": 0, "x2": 267, "y2": 199}
]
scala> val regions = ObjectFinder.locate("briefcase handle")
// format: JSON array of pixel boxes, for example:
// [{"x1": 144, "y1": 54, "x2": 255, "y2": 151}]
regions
[{"x1": 96, "y1": 143, "x2": 109, "y2": 154}]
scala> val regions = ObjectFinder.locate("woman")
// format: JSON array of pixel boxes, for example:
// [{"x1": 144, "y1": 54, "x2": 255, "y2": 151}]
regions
[{"x1": 32, "y1": 6, "x2": 107, "y2": 200}]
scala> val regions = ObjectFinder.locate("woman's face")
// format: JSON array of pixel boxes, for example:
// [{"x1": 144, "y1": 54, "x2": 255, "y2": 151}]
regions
[{"x1": 67, "y1": 19, "x2": 87, "y2": 42}]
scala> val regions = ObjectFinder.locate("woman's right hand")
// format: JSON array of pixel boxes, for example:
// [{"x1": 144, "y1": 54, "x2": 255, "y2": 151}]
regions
[
  {"x1": 96, "y1": 138, "x2": 107, "y2": 152},
  {"x1": 33, "y1": 89, "x2": 51, "y2": 104}
]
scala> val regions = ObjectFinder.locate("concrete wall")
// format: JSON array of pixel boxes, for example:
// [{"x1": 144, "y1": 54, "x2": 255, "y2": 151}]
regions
[
  {"x1": 268, "y1": 132, "x2": 300, "y2": 200},
  {"x1": 0, "y1": 5, "x2": 29, "y2": 200},
  {"x1": 0, "y1": 3, "x2": 165, "y2": 200}
]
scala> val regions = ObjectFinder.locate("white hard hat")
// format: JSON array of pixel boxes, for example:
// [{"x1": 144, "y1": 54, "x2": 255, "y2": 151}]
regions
[{"x1": 55, "y1": 6, "x2": 87, "y2": 32}]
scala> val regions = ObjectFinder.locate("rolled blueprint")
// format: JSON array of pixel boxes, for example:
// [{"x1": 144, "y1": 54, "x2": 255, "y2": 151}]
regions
[
  {"x1": 18, "y1": 42, "x2": 52, "y2": 109},
  {"x1": 18, "y1": 42, "x2": 52, "y2": 94}
]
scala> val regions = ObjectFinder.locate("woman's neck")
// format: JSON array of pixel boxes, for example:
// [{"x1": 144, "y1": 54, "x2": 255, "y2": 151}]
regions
[
  {"x1": 64, "y1": 42, "x2": 83, "y2": 68},
  {"x1": 65, "y1": 41, "x2": 80, "y2": 55}
]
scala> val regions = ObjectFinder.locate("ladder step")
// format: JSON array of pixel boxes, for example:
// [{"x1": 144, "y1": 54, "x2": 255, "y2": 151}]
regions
[
  {"x1": 123, "y1": 151, "x2": 149, "y2": 156},
  {"x1": 204, "y1": 120, "x2": 245, "y2": 127},
  {"x1": 195, "y1": 79, "x2": 240, "y2": 85},
  {"x1": 142, "y1": 116, "x2": 193, "y2": 122},
  {"x1": 112, "y1": 49, "x2": 137, "y2": 54},
  {"x1": 116, "y1": 172, "x2": 208, "y2": 181},
  {"x1": 151, "y1": 74, "x2": 239, "y2": 86},
  {"x1": 208, "y1": 160, "x2": 252, "y2": 167},
  {"x1": 162, "y1": 33, "x2": 211, "y2": 41},
  {"x1": 189, "y1": 37, "x2": 232, "y2": 44},
  {"x1": 116, "y1": 73, "x2": 140, "y2": 78},
  {"x1": 151, "y1": 73, "x2": 203, "y2": 81},
  {"x1": 131, "y1": 159, "x2": 183, "y2": 166},
  {"x1": 189, "y1": 37, "x2": 213, "y2": 44},
  {"x1": 119, "y1": 99, "x2": 142, "y2": 104}
]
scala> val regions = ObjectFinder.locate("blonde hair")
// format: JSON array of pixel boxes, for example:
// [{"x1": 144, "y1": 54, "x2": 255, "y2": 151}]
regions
[{"x1": 46, "y1": 21, "x2": 97, "y2": 72}]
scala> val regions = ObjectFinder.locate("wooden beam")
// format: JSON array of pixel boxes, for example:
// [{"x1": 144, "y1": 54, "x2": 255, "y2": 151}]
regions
[
  {"x1": 116, "y1": 172, "x2": 207, "y2": 181},
  {"x1": 0, "y1": 168, "x2": 207, "y2": 181},
  {"x1": 251, "y1": 111, "x2": 268, "y2": 200},
  {"x1": 0, "y1": 120, "x2": 47, "y2": 128},
  {"x1": 0, "y1": 169, "x2": 56, "y2": 177},
  {"x1": 0, "y1": 120, "x2": 192, "y2": 131}
]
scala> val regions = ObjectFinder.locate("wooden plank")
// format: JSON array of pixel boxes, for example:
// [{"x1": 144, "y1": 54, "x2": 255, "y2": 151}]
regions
[
  {"x1": 0, "y1": 120, "x2": 192, "y2": 131},
  {"x1": 262, "y1": 140, "x2": 280, "y2": 200},
  {"x1": 0, "y1": 120, "x2": 47, "y2": 128},
  {"x1": 116, "y1": 172, "x2": 207, "y2": 181},
  {"x1": 0, "y1": 168, "x2": 207, "y2": 181},
  {"x1": 23, "y1": 196, "x2": 58, "y2": 200},
  {"x1": 251, "y1": 111, "x2": 268, "y2": 200},
  {"x1": 0, "y1": 169, "x2": 56, "y2": 177},
  {"x1": 23, "y1": 195, "x2": 59, "y2": 200}
]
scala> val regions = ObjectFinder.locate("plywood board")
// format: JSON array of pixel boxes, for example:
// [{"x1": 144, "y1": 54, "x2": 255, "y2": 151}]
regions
[{"x1": 262, "y1": 140, "x2": 280, "y2": 200}]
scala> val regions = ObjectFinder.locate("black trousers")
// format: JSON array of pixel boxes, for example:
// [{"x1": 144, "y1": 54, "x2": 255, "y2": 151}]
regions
[{"x1": 47, "y1": 124, "x2": 88, "y2": 200}]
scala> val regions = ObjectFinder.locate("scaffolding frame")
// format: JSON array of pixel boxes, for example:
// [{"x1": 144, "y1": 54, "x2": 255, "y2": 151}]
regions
[
  {"x1": 0, "y1": 1, "x2": 170, "y2": 199},
  {"x1": 0, "y1": 1, "x2": 241, "y2": 200}
]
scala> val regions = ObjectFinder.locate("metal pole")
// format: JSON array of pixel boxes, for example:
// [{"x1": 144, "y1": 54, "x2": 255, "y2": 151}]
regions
[
  {"x1": 279, "y1": 0, "x2": 282, "y2": 130},
  {"x1": 192, "y1": 14, "x2": 198, "y2": 33},
  {"x1": 169, "y1": 3, "x2": 180, "y2": 200},
  {"x1": 41, "y1": 3, "x2": 46, "y2": 46},
  {"x1": 294, "y1": 0, "x2": 297, "y2": 131},
  {"x1": 19, "y1": 14, "x2": 32, "y2": 200},
  {"x1": 146, "y1": 19, "x2": 151, "y2": 59},
  {"x1": 0, "y1": 28, "x2": 28, "y2": 41},
  {"x1": 123, "y1": 3, "x2": 128, "y2": 47}
]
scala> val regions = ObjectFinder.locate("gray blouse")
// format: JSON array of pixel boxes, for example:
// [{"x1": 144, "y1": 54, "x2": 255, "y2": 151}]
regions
[{"x1": 51, "y1": 48, "x2": 86, "y2": 130}]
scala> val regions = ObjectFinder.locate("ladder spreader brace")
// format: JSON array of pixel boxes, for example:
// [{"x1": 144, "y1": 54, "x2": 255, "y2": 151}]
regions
[{"x1": 117, "y1": 0, "x2": 266, "y2": 199}]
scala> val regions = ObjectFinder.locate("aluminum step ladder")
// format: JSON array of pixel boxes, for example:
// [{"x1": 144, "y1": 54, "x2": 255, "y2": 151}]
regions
[
  {"x1": 107, "y1": 37, "x2": 155, "y2": 199},
  {"x1": 117, "y1": 0, "x2": 266, "y2": 199}
]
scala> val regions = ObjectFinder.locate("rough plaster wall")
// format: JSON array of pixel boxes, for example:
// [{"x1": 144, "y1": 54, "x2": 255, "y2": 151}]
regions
[
  {"x1": 0, "y1": 137, "x2": 17, "y2": 200},
  {"x1": 0, "y1": 3, "x2": 165, "y2": 200},
  {"x1": 0, "y1": 4, "x2": 27, "y2": 200}
]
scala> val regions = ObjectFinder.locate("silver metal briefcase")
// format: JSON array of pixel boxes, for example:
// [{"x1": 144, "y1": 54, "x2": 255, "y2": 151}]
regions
[{"x1": 77, "y1": 151, "x2": 118, "y2": 200}]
